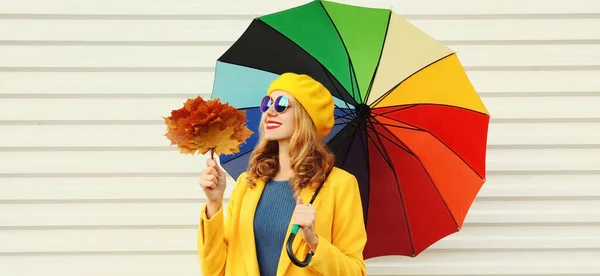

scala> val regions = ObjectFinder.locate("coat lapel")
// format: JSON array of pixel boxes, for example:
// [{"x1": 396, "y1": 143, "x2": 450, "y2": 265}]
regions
[
  {"x1": 239, "y1": 178, "x2": 265, "y2": 276},
  {"x1": 276, "y1": 186, "x2": 324, "y2": 276}
]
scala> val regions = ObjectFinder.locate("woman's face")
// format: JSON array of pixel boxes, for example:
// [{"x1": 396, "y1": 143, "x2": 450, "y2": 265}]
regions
[{"x1": 261, "y1": 90, "x2": 296, "y2": 141}]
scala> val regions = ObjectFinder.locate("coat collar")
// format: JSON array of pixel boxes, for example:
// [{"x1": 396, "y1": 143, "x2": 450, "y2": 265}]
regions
[{"x1": 238, "y1": 177, "x2": 325, "y2": 276}]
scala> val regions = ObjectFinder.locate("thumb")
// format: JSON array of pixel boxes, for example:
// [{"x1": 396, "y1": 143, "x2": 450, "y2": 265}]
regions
[{"x1": 296, "y1": 196, "x2": 304, "y2": 205}]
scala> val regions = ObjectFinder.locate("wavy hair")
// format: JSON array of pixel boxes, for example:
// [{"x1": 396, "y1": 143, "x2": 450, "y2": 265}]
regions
[{"x1": 245, "y1": 101, "x2": 335, "y2": 198}]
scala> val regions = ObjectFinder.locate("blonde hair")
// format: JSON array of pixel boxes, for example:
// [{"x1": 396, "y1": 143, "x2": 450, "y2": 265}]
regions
[{"x1": 246, "y1": 101, "x2": 335, "y2": 198}]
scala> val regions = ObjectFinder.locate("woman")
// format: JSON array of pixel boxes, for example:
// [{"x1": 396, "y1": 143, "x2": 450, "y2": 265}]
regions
[{"x1": 197, "y1": 73, "x2": 367, "y2": 276}]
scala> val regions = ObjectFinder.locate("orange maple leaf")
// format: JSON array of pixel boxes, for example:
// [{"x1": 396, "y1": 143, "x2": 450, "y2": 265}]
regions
[{"x1": 163, "y1": 96, "x2": 253, "y2": 157}]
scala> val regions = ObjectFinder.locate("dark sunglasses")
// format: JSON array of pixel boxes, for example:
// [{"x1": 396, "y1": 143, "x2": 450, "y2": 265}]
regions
[{"x1": 260, "y1": 95, "x2": 290, "y2": 113}]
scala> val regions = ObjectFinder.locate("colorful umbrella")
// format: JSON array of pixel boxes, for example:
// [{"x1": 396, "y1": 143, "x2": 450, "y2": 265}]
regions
[{"x1": 211, "y1": 0, "x2": 490, "y2": 261}]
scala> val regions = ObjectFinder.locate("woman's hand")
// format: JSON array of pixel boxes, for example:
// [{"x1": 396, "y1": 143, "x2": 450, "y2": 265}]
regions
[
  {"x1": 199, "y1": 158, "x2": 227, "y2": 218},
  {"x1": 293, "y1": 197, "x2": 319, "y2": 252}
]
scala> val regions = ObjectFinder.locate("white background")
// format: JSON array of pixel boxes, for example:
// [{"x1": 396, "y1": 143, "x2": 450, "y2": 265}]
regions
[{"x1": 1, "y1": 0, "x2": 599, "y2": 275}]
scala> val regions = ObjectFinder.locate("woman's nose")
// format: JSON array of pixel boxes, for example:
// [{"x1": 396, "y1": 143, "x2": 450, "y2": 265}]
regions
[{"x1": 266, "y1": 105, "x2": 277, "y2": 116}]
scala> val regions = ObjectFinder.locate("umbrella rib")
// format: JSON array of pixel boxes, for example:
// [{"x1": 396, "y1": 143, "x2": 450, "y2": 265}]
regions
[
  {"x1": 364, "y1": 125, "x2": 393, "y2": 166},
  {"x1": 319, "y1": 0, "x2": 361, "y2": 104},
  {"x1": 365, "y1": 119, "x2": 417, "y2": 256},
  {"x1": 334, "y1": 110, "x2": 354, "y2": 120},
  {"x1": 328, "y1": 121, "x2": 360, "y2": 162},
  {"x1": 403, "y1": 145, "x2": 460, "y2": 231},
  {"x1": 370, "y1": 105, "x2": 417, "y2": 119},
  {"x1": 349, "y1": 60, "x2": 360, "y2": 104},
  {"x1": 328, "y1": 124, "x2": 369, "y2": 225},
  {"x1": 236, "y1": 106, "x2": 258, "y2": 111},
  {"x1": 334, "y1": 112, "x2": 355, "y2": 127},
  {"x1": 369, "y1": 121, "x2": 412, "y2": 129},
  {"x1": 375, "y1": 103, "x2": 490, "y2": 117},
  {"x1": 369, "y1": 53, "x2": 454, "y2": 108},
  {"x1": 356, "y1": 121, "x2": 371, "y2": 226},
  {"x1": 373, "y1": 111, "x2": 487, "y2": 180},
  {"x1": 364, "y1": 123, "x2": 415, "y2": 154},
  {"x1": 247, "y1": 18, "x2": 358, "y2": 108},
  {"x1": 334, "y1": 114, "x2": 353, "y2": 121},
  {"x1": 363, "y1": 11, "x2": 392, "y2": 106},
  {"x1": 372, "y1": 120, "x2": 464, "y2": 231},
  {"x1": 334, "y1": 121, "x2": 353, "y2": 127},
  {"x1": 317, "y1": 62, "x2": 357, "y2": 110},
  {"x1": 334, "y1": 105, "x2": 355, "y2": 119},
  {"x1": 320, "y1": 61, "x2": 357, "y2": 109},
  {"x1": 335, "y1": 111, "x2": 354, "y2": 118}
]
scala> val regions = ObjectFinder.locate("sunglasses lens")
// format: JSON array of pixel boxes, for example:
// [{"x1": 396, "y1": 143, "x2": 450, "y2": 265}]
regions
[
  {"x1": 260, "y1": 95, "x2": 289, "y2": 113},
  {"x1": 260, "y1": 96, "x2": 271, "y2": 112},
  {"x1": 274, "y1": 96, "x2": 289, "y2": 113}
]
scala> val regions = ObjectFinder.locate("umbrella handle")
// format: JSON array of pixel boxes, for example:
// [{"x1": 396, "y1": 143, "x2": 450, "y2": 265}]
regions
[
  {"x1": 287, "y1": 168, "x2": 332, "y2": 267},
  {"x1": 286, "y1": 224, "x2": 313, "y2": 267}
]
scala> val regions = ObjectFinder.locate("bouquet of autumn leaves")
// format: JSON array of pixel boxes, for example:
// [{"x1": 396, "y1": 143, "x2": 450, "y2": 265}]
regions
[{"x1": 163, "y1": 96, "x2": 253, "y2": 159}]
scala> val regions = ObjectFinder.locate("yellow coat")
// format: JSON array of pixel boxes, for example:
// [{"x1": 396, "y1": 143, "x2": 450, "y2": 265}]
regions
[{"x1": 197, "y1": 167, "x2": 368, "y2": 276}]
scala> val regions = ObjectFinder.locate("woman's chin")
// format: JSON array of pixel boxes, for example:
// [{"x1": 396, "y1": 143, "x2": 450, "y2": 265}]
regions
[
  {"x1": 264, "y1": 132, "x2": 291, "y2": 142},
  {"x1": 265, "y1": 135, "x2": 282, "y2": 141},
  {"x1": 264, "y1": 132, "x2": 277, "y2": 141}
]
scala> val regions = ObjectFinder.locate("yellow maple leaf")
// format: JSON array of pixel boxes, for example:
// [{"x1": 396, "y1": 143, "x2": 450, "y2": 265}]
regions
[{"x1": 194, "y1": 124, "x2": 240, "y2": 155}]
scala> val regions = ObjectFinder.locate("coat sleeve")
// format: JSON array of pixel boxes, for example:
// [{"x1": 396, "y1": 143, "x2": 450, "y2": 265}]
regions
[
  {"x1": 307, "y1": 173, "x2": 368, "y2": 276},
  {"x1": 197, "y1": 172, "x2": 246, "y2": 276}
]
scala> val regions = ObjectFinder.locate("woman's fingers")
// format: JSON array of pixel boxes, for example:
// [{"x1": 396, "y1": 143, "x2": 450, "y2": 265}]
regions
[
  {"x1": 293, "y1": 204, "x2": 316, "y2": 228},
  {"x1": 200, "y1": 167, "x2": 219, "y2": 190},
  {"x1": 204, "y1": 173, "x2": 216, "y2": 182},
  {"x1": 295, "y1": 217, "x2": 310, "y2": 227},
  {"x1": 199, "y1": 180, "x2": 214, "y2": 190},
  {"x1": 206, "y1": 158, "x2": 226, "y2": 178},
  {"x1": 204, "y1": 167, "x2": 218, "y2": 177}
]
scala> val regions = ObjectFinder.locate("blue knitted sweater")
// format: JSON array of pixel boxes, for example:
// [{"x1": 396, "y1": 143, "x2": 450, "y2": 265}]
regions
[{"x1": 253, "y1": 179, "x2": 296, "y2": 276}]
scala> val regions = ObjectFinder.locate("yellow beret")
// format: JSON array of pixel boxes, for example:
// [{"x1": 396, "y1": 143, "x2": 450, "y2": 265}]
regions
[{"x1": 267, "y1": 73, "x2": 335, "y2": 137}]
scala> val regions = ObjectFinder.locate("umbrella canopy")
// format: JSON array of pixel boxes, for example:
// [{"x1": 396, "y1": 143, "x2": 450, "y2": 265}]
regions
[{"x1": 211, "y1": 0, "x2": 490, "y2": 259}]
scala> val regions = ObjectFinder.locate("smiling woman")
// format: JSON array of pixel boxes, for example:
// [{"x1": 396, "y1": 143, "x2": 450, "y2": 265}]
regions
[{"x1": 197, "y1": 72, "x2": 368, "y2": 276}]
